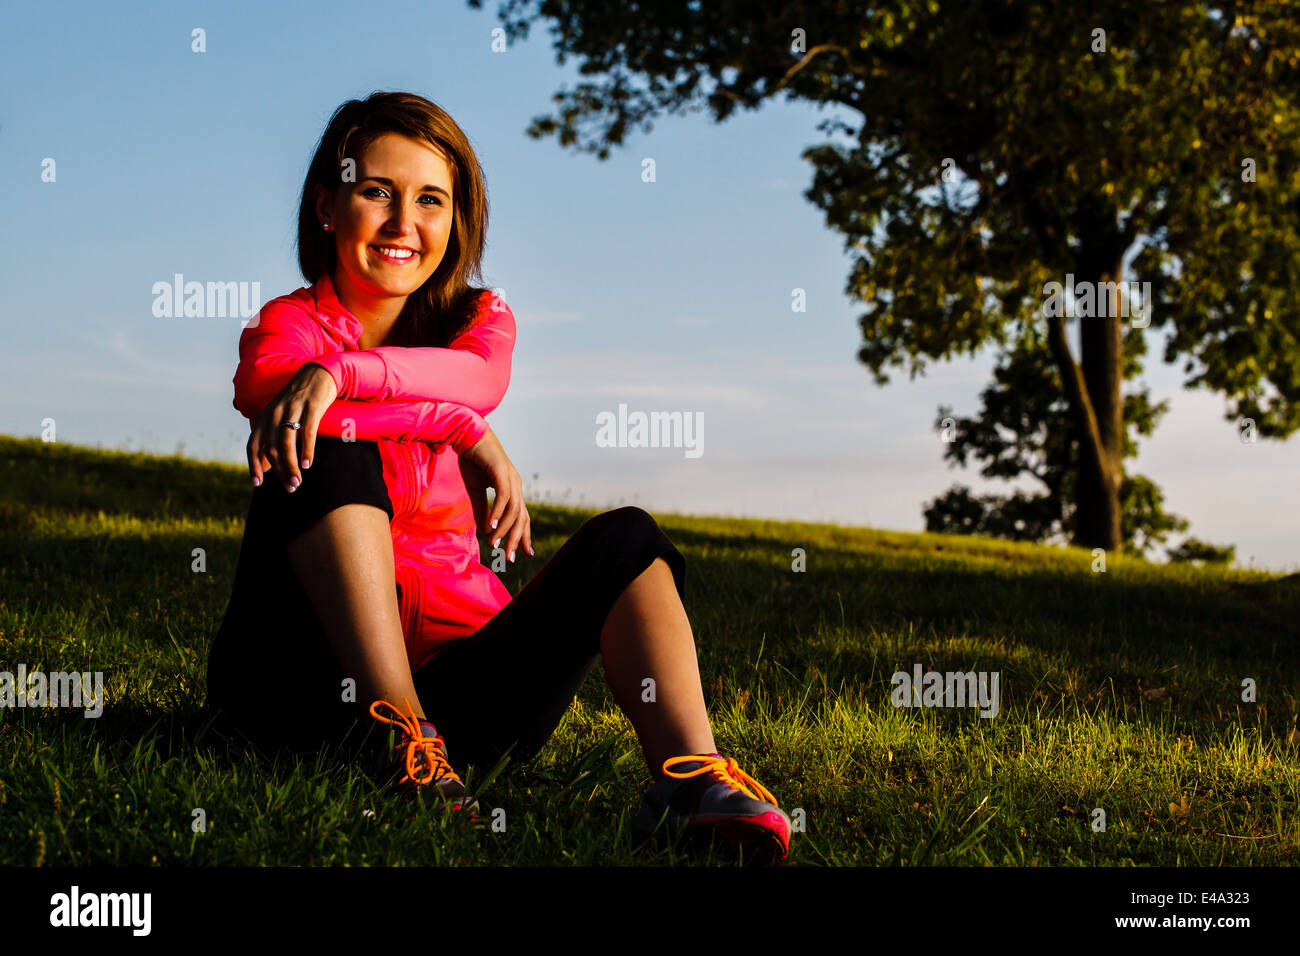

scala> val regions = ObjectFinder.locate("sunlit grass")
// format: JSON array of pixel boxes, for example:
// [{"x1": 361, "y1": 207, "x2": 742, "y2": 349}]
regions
[{"x1": 1, "y1": 434, "x2": 1296, "y2": 865}]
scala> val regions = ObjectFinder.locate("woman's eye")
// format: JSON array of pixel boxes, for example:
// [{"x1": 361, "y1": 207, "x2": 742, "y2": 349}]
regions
[{"x1": 361, "y1": 187, "x2": 442, "y2": 207}]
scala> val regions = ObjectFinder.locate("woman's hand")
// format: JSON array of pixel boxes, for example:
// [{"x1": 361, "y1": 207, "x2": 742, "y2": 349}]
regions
[
  {"x1": 458, "y1": 428, "x2": 533, "y2": 562},
  {"x1": 247, "y1": 363, "x2": 338, "y2": 492}
]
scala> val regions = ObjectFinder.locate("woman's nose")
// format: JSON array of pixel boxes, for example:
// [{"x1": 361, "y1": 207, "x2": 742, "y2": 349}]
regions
[{"x1": 385, "y1": 200, "x2": 417, "y2": 233}]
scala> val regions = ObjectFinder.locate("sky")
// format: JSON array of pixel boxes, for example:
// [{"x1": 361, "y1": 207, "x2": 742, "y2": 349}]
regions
[{"x1": 2, "y1": 0, "x2": 1297, "y2": 574}]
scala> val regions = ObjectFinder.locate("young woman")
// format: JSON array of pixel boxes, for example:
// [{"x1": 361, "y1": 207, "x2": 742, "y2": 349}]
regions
[{"x1": 205, "y1": 91, "x2": 792, "y2": 861}]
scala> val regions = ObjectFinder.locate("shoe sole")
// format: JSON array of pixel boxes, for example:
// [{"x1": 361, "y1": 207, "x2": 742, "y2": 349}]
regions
[
  {"x1": 640, "y1": 810, "x2": 791, "y2": 864},
  {"x1": 437, "y1": 793, "x2": 480, "y2": 815}
]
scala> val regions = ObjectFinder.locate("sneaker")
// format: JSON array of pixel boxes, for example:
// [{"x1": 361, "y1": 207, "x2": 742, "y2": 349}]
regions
[
  {"x1": 368, "y1": 698, "x2": 479, "y2": 815},
  {"x1": 632, "y1": 753, "x2": 792, "y2": 863}
]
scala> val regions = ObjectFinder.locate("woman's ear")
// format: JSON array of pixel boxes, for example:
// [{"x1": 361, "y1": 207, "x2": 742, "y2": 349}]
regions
[{"x1": 313, "y1": 183, "x2": 334, "y2": 229}]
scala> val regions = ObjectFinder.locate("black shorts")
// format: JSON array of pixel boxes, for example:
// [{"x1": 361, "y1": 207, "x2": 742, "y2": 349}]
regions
[{"x1": 206, "y1": 436, "x2": 687, "y2": 773}]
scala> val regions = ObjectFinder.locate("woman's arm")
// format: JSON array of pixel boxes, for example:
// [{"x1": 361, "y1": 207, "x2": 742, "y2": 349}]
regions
[
  {"x1": 235, "y1": 298, "x2": 530, "y2": 557},
  {"x1": 307, "y1": 290, "x2": 516, "y2": 416},
  {"x1": 232, "y1": 302, "x2": 322, "y2": 423},
  {"x1": 235, "y1": 299, "x2": 490, "y2": 492},
  {"x1": 317, "y1": 398, "x2": 488, "y2": 453}
]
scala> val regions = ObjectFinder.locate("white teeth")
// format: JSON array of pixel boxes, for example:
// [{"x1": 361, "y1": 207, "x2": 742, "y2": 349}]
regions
[{"x1": 373, "y1": 246, "x2": 416, "y2": 258}]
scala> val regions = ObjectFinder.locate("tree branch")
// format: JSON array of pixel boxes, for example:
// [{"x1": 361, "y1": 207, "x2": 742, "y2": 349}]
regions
[{"x1": 772, "y1": 44, "x2": 853, "y2": 96}]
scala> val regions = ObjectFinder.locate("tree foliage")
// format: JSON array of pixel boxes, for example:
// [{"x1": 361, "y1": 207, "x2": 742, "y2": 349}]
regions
[
  {"x1": 473, "y1": 0, "x2": 1300, "y2": 557},
  {"x1": 922, "y1": 329, "x2": 1198, "y2": 558}
]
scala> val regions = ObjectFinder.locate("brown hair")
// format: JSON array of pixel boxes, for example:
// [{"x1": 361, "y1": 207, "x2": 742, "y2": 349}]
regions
[{"x1": 296, "y1": 90, "x2": 490, "y2": 347}]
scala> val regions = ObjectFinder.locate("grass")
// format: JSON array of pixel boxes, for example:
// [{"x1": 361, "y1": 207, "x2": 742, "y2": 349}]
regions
[{"x1": 0, "y1": 433, "x2": 1297, "y2": 865}]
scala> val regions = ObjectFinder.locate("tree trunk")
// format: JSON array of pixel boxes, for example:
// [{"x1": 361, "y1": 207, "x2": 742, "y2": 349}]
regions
[
  {"x1": 1074, "y1": 296, "x2": 1124, "y2": 552},
  {"x1": 1045, "y1": 221, "x2": 1125, "y2": 554}
]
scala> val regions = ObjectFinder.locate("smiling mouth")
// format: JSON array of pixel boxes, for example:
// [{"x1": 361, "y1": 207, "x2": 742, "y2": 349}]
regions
[{"x1": 369, "y1": 245, "x2": 421, "y2": 262}]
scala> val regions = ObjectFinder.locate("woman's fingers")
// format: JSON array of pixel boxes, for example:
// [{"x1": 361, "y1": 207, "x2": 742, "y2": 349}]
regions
[
  {"x1": 503, "y1": 500, "x2": 521, "y2": 561},
  {"x1": 261, "y1": 400, "x2": 307, "y2": 491},
  {"x1": 507, "y1": 482, "x2": 529, "y2": 561},
  {"x1": 512, "y1": 500, "x2": 532, "y2": 559},
  {"x1": 247, "y1": 365, "x2": 337, "y2": 491},
  {"x1": 488, "y1": 476, "x2": 519, "y2": 553},
  {"x1": 247, "y1": 432, "x2": 264, "y2": 486},
  {"x1": 301, "y1": 410, "x2": 318, "y2": 471},
  {"x1": 523, "y1": 503, "x2": 533, "y2": 557},
  {"x1": 250, "y1": 430, "x2": 278, "y2": 488},
  {"x1": 278, "y1": 418, "x2": 302, "y2": 490},
  {"x1": 489, "y1": 491, "x2": 510, "y2": 549},
  {"x1": 487, "y1": 475, "x2": 508, "y2": 539},
  {"x1": 494, "y1": 476, "x2": 529, "y2": 563},
  {"x1": 280, "y1": 398, "x2": 326, "y2": 487}
]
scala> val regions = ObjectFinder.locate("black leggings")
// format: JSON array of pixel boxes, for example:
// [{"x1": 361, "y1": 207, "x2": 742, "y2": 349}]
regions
[{"x1": 206, "y1": 436, "x2": 687, "y2": 773}]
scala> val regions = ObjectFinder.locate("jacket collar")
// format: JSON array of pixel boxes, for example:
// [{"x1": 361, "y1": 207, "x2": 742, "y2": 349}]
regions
[{"x1": 311, "y1": 272, "x2": 365, "y2": 347}]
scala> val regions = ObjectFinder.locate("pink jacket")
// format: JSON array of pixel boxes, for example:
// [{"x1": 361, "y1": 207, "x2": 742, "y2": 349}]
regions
[{"x1": 232, "y1": 273, "x2": 515, "y2": 671}]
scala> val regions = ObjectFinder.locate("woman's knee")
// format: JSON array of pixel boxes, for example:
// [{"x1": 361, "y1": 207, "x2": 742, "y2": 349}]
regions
[
  {"x1": 605, "y1": 506, "x2": 677, "y2": 556},
  {"x1": 256, "y1": 436, "x2": 382, "y2": 497},
  {"x1": 583, "y1": 507, "x2": 686, "y2": 597},
  {"x1": 249, "y1": 436, "x2": 393, "y2": 543},
  {"x1": 305, "y1": 436, "x2": 383, "y2": 477},
  {"x1": 589, "y1": 505, "x2": 659, "y2": 537}
]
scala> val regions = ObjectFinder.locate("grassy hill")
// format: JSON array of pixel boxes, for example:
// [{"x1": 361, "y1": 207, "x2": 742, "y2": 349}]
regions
[{"x1": 0, "y1": 433, "x2": 1296, "y2": 865}]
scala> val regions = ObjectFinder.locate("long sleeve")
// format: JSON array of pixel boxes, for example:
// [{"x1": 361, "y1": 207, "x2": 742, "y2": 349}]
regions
[
  {"x1": 233, "y1": 296, "x2": 489, "y2": 455},
  {"x1": 308, "y1": 290, "x2": 515, "y2": 416},
  {"x1": 318, "y1": 399, "x2": 489, "y2": 454},
  {"x1": 232, "y1": 300, "x2": 321, "y2": 422}
]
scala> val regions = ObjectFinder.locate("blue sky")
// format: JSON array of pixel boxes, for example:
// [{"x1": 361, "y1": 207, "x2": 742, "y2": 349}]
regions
[{"x1": 3, "y1": 0, "x2": 1297, "y2": 573}]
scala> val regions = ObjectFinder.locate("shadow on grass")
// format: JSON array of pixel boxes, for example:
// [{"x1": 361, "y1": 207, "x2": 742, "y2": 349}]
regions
[
  {"x1": 5, "y1": 443, "x2": 1297, "y2": 770},
  {"x1": 6, "y1": 515, "x2": 1298, "y2": 747}
]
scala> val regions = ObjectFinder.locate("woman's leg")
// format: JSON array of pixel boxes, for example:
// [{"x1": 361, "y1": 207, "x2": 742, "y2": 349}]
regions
[
  {"x1": 412, "y1": 506, "x2": 706, "y2": 779},
  {"x1": 598, "y1": 555, "x2": 717, "y2": 777},
  {"x1": 285, "y1": 503, "x2": 425, "y2": 720},
  {"x1": 207, "y1": 436, "x2": 404, "y2": 750}
]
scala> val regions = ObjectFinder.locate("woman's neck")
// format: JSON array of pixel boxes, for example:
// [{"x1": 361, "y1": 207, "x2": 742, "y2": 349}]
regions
[
  {"x1": 333, "y1": 269, "x2": 404, "y2": 349},
  {"x1": 357, "y1": 322, "x2": 396, "y2": 350}
]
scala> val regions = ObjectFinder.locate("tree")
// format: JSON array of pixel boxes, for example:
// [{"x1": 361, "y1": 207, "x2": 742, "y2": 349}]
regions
[
  {"x1": 1167, "y1": 536, "x2": 1236, "y2": 564},
  {"x1": 474, "y1": 0, "x2": 1300, "y2": 551},
  {"x1": 922, "y1": 329, "x2": 1196, "y2": 559}
]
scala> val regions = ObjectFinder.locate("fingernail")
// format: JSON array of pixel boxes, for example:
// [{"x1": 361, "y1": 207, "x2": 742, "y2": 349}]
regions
[
  {"x1": 303, "y1": 459, "x2": 311, "y2": 469},
  {"x1": 290, "y1": 477, "x2": 300, "y2": 490},
  {"x1": 508, "y1": 550, "x2": 515, "y2": 563},
  {"x1": 491, "y1": 539, "x2": 499, "y2": 549},
  {"x1": 252, "y1": 476, "x2": 261, "y2": 487},
  {"x1": 491, "y1": 519, "x2": 498, "y2": 529},
  {"x1": 527, "y1": 546, "x2": 534, "y2": 556}
]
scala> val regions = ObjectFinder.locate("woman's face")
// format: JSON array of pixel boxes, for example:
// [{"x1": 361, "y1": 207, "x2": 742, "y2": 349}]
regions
[{"x1": 314, "y1": 131, "x2": 455, "y2": 308}]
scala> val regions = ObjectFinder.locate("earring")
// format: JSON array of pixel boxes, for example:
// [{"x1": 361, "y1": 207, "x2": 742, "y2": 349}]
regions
[{"x1": 322, "y1": 221, "x2": 331, "y2": 230}]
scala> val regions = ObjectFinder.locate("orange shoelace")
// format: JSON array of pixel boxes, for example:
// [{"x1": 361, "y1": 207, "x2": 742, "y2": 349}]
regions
[
  {"x1": 662, "y1": 754, "x2": 779, "y2": 806},
  {"x1": 368, "y1": 698, "x2": 460, "y2": 786}
]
